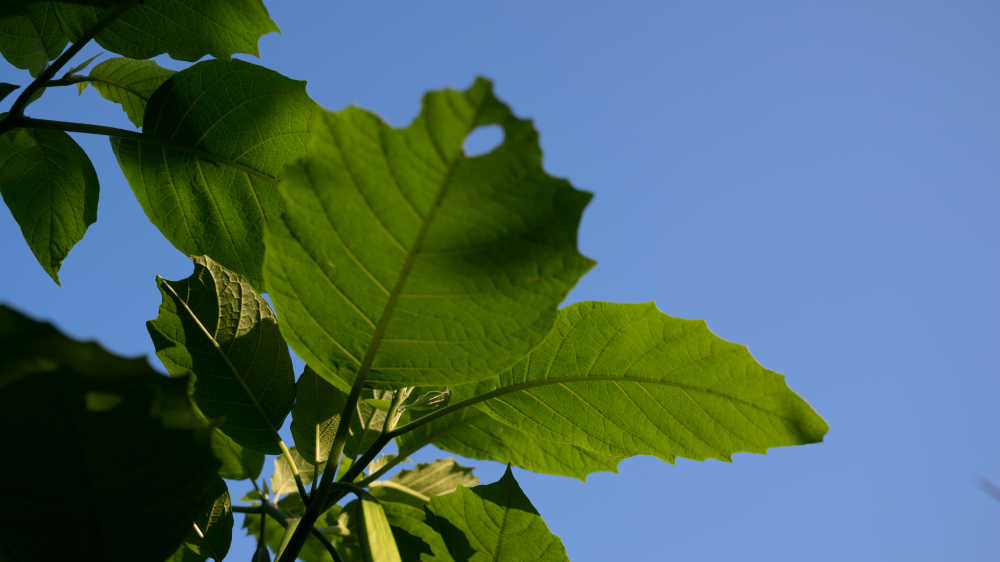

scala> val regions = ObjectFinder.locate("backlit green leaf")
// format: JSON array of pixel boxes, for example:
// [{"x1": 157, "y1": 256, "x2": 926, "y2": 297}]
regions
[
  {"x1": 0, "y1": 3, "x2": 67, "y2": 75},
  {"x1": 184, "y1": 477, "x2": 234, "y2": 561},
  {"x1": 0, "y1": 304, "x2": 219, "y2": 562},
  {"x1": 147, "y1": 255, "x2": 295, "y2": 453},
  {"x1": 264, "y1": 78, "x2": 594, "y2": 391},
  {"x1": 0, "y1": 127, "x2": 98, "y2": 284},
  {"x1": 381, "y1": 502, "x2": 454, "y2": 562},
  {"x1": 370, "y1": 458, "x2": 477, "y2": 508},
  {"x1": 425, "y1": 467, "x2": 568, "y2": 562},
  {"x1": 53, "y1": 0, "x2": 277, "y2": 61},
  {"x1": 357, "y1": 498, "x2": 402, "y2": 562},
  {"x1": 272, "y1": 447, "x2": 325, "y2": 497},
  {"x1": 243, "y1": 504, "x2": 345, "y2": 562},
  {"x1": 400, "y1": 301, "x2": 830, "y2": 479},
  {"x1": 211, "y1": 427, "x2": 265, "y2": 481},
  {"x1": 80, "y1": 56, "x2": 175, "y2": 127},
  {"x1": 113, "y1": 59, "x2": 314, "y2": 287}
]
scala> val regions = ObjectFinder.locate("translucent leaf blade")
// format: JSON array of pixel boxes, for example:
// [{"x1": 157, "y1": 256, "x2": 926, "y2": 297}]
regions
[
  {"x1": 147, "y1": 255, "x2": 295, "y2": 453},
  {"x1": 184, "y1": 477, "x2": 234, "y2": 561},
  {"x1": 401, "y1": 301, "x2": 829, "y2": 479},
  {"x1": 0, "y1": 4, "x2": 67, "y2": 76},
  {"x1": 113, "y1": 59, "x2": 315, "y2": 287},
  {"x1": 0, "y1": 127, "x2": 98, "y2": 284},
  {"x1": 84, "y1": 56, "x2": 175, "y2": 127},
  {"x1": 53, "y1": 0, "x2": 278, "y2": 61},
  {"x1": 265, "y1": 78, "x2": 594, "y2": 390}
]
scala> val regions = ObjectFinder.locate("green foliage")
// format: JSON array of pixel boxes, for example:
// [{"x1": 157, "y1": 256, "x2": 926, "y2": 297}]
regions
[
  {"x1": 0, "y1": 126, "x2": 97, "y2": 283},
  {"x1": 79, "y1": 56, "x2": 175, "y2": 126},
  {"x1": 0, "y1": 305, "x2": 220, "y2": 561},
  {"x1": 113, "y1": 59, "x2": 315, "y2": 287},
  {"x1": 264, "y1": 78, "x2": 594, "y2": 391},
  {"x1": 148, "y1": 255, "x2": 295, "y2": 453},
  {"x1": 0, "y1": 3, "x2": 828, "y2": 561}
]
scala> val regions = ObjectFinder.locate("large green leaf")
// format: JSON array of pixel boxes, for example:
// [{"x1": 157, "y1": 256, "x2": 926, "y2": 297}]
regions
[
  {"x1": 0, "y1": 127, "x2": 98, "y2": 284},
  {"x1": 381, "y1": 502, "x2": 454, "y2": 562},
  {"x1": 0, "y1": 3, "x2": 66, "y2": 75},
  {"x1": 425, "y1": 467, "x2": 568, "y2": 562},
  {"x1": 370, "y1": 458, "x2": 477, "y2": 508},
  {"x1": 0, "y1": 304, "x2": 219, "y2": 562},
  {"x1": 264, "y1": 78, "x2": 594, "y2": 391},
  {"x1": 184, "y1": 477, "x2": 234, "y2": 561},
  {"x1": 212, "y1": 427, "x2": 265, "y2": 481},
  {"x1": 399, "y1": 301, "x2": 829, "y2": 479},
  {"x1": 113, "y1": 59, "x2": 314, "y2": 287},
  {"x1": 147, "y1": 255, "x2": 296, "y2": 453},
  {"x1": 79, "y1": 56, "x2": 175, "y2": 127},
  {"x1": 52, "y1": 0, "x2": 277, "y2": 61}
]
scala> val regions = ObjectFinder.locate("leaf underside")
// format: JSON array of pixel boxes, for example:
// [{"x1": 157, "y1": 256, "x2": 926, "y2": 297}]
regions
[
  {"x1": 265, "y1": 77, "x2": 595, "y2": 392},
  {"x1": 147, "y1": 255, "x2": 295, "y2": 453},
  {"x1": 81, "y1": 56, "x2": 175, "y2": 127},
  {"x1": 400, "y1": 301, "x2": 829, "y2": 479},
  {"x1": 0, "y1": 3, "x2": 67, "y2": 76},
  {"x1": 0, "y1": 127, "x2": 98, "y2": 284},
  {"x1": 113, "y1": 59, "x2": 315, "y2": 288}
]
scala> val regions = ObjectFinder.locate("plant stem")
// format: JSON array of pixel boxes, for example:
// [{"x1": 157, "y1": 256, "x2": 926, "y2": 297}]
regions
[
  {"x1": 4, "y1": 4, "x2": 131, "y2": 120},
  {"x1": 0, "y1": 116, "x2": 278, "y2": 183},
  {"x1": 234, "y1": 501, "x2": 343, "y2": 562},
  {"x1": 278, "y1": 440, "x2": 311, "y2": 506}
]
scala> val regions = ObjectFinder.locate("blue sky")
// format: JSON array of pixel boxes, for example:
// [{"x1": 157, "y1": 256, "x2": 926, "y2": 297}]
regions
[{"x1": 2, "y1": 1, "x2": 998, "y2": 560}]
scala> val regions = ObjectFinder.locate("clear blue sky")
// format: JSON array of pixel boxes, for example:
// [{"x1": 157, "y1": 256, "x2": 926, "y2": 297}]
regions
[{"x1": 2, "y1": 1, "x2": 998, "y2": 560}]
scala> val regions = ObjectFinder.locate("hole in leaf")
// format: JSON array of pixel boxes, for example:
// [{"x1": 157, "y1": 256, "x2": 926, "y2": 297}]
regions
[{"x1": 463, "y1": 125, "x2": 504, "y2": 156}]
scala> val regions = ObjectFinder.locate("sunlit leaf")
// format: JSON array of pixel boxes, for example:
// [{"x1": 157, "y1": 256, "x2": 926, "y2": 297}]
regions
[
  {"x1": 272, "y1": 447, "x2": 325, "y2": 497},
  {"x1": 264, "y1": 78, "x2": 594, "y2": 391},
  {"x1": 425, "y1": 467, "x2": 568, "y2": 561},
  {"x1": 0, "y1": 127, "x2": 98, "y2": 284},
  {"x1": 370, "y1": 458, "x2": 477, "y2": 508},
  {"x1": 147, "y1": 255, "x2": 295, "y2": 453},
  {"x1": 80, "y1": 56, "x2": 175, "y2": 127},
  {"x1": 357, "y1": 498, "x2": 402, "y2": 562},
  {"x1": 0, "y1": 304, "x2": 218, "y2": 562},
  {"x1": 53, "y1": 0, "x2": 277, "y2": 61},
  {"x1": 399, "y1": 301, "x2": 829, "y2": 479},
  {"x1": 290, "y1": 366, "x2": 345, "y2": 464},
  {"x1": 113, "y1": 59, "x2": 314, "y2": 287}
]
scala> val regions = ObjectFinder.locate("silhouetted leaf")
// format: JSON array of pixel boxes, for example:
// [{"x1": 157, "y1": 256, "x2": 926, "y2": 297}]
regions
[
  {"x1": 0, "y1": 82, "x2": 17, "y2": 101},
  {"x1": 0, "y1": 127, "x2": 98, "y2": 283},
  {"x1": 184, "y1": 477, "x2": 233, "y2": 561},
  {"x1": 0, "y1": 3, "x2": 67, "y2": 75},
  {"x1": 0, "y1": 304, "x2": 218, "y2": 562}
]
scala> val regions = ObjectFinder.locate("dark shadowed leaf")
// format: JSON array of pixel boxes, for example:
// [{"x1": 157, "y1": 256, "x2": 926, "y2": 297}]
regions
[
  {"x1": 264, "y1": 78, "x2": 594, "y2": 391},
  {"x1": 147, "y1": 255, "x2": 295, "y2": 453},
  {"x1": 399, "y1": 301, "x2": 829, "y2": 479},
  {"x1": 0, "y1": 127, "x2": 98, "y2": 284},
  {"x1": 79, "y1": 56, "x2": 175, "y2": 126},
  {"x1": 184, "y1": 477, "x2": 234, "y2": 561},
  {"x1": 113, "y1": 59, "x2": 314, "y2": 287},
  {"x1": 290, "y1": 366, "x2": 345, "y2": 464},
  {"x1": 0, "y1": 82, "x2": 17, "y2": 101},
  {"x1": 0, "y1": 304, "x2": 219, "y2": 562},
  {"x1": 243, "y1": 504, "x2": 346, "y2": 562},
  {"x1": 425, "y1": 467, "x2": 568, "y2": 561},
  {"x1": 0, "y1": 3, "x2": 67, "y2": 75},
  {"x1": 52, "y1": 0, "x2": 277, "y2": 61},
  {"x1": 212, "y1": 427, "x2": 265, "y2": 481}
]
